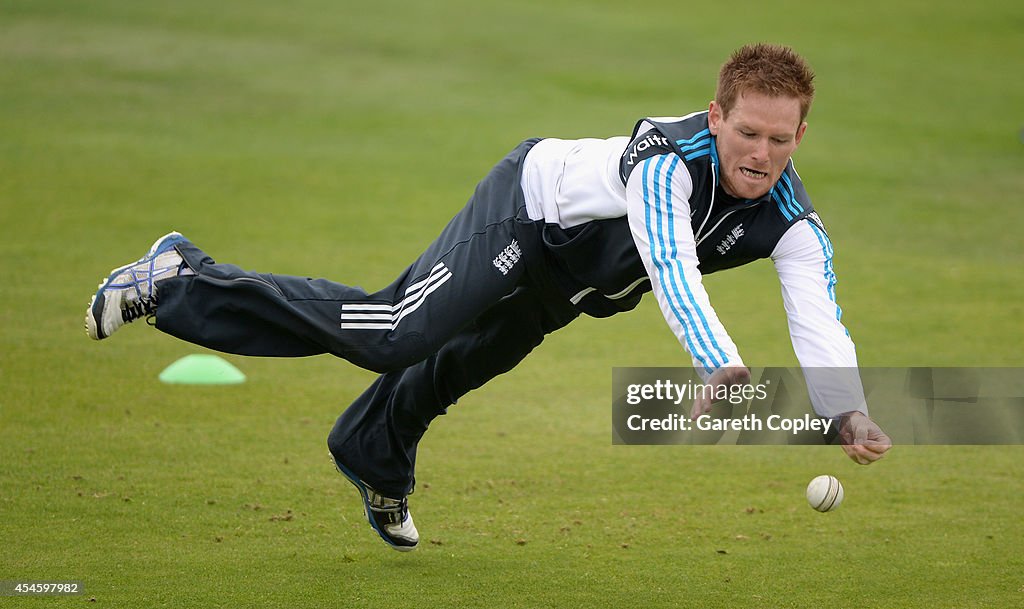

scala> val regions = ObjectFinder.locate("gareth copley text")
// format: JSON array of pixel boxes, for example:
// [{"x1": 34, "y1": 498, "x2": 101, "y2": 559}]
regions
[{"x1": 625, "y1": 412, "x2": 834, "y2": 435}]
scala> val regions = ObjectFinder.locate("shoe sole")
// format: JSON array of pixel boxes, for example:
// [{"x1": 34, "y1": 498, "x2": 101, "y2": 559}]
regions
[
  {"x1": 330, "y1": 455, "x2": 417, "y2": 552},
  {"x1": 85, "y1": 231, "x2": 186, "y2": 340}
]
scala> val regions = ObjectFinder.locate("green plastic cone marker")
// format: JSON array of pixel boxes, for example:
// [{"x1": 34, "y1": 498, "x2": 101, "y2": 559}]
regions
[{"x1": 158, "y1": 354, "x2": 246, "y2": 385}]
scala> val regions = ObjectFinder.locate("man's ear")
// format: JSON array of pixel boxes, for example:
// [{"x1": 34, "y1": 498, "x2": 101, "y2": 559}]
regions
[
  {"x1": 794, "y1": 121, "x2": 808, "y2": 147},
  {"x1": 708, "y1": 100, "x2": 722, "y2": 135}
]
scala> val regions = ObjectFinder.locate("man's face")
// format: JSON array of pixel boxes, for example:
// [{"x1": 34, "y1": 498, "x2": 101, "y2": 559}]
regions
[{"x1": 707, "y1": 91, "x2": 807, "y2": 200}]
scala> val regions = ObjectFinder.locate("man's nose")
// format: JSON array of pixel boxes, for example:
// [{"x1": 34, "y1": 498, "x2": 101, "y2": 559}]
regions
[{"x1": 751, "y1": 138, "x2": 770, "y2": 162}]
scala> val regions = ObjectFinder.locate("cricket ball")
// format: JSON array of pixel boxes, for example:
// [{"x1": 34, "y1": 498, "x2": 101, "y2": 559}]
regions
[{"x1": 806, "y1": 474, "x2": 844, "y2": 512}]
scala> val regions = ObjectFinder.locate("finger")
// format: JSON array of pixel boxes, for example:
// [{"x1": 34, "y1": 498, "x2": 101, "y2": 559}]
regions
[
  {"x1": 731, "y1": 367, "x2": 751, "y2": 385},
  {"x1": 841, "y1": 443, "x2": 861, "y2": 458},
  {"x1": 843, "y1": 442, "x2": 882, "y2": 464},
  {"x1": 842, "y1": 445, "x2": 871, "y2": 465},
  {"x1": 689, "y1": 399, "x2": 706, "y2": 420},
  {"x1": 849, "y1": 450, "x2": 872, "y2": 465},
  {"x1": 854, "y1": 422, "x2": 869, "y2": 444},
  {"x1": 869, "y1": 431, "x2": 893, "y2": 447},
  {"x1": 862, "y1": 440, "x2": 891, "y2": 455},
  {"x1": 855, "y1": 446, "x2": 885, "y2": 463}
]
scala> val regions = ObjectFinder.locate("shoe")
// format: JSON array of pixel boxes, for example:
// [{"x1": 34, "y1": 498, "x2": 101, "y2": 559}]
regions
[
  {"x1": 330, "y1": 455, "x2": 419, "y2": 552},
  {"x1": 86, "y1": 231, "x2": 190, "y2": 340}
]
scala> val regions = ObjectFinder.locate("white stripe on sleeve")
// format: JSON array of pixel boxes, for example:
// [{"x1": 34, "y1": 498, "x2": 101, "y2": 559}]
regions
[
  {"x1": 625, "y1": 152, "x2": 743, "y2": 378},
  {"x1": 772, "y1": 220, "x2": 866, "y2": 417}
]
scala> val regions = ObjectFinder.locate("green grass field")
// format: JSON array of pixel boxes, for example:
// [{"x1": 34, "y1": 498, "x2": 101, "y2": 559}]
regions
[{"x1": 2, "y1": 0, "x2": 1023, "y2": 606}]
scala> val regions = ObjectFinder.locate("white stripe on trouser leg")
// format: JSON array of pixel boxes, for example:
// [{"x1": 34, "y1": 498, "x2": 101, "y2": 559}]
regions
[
  {"x1": 341, "y1": 304, "x2": 393, "y2": 312},
  {"x1": 397, "y1": 262, "x2": 447, "y2": 304},
  {"x1": 340, "y1": 263, "x2": 453, "y2": 330},
  {"x1": 340, "y1": 322, "x2": 395, "y2": 330},
  {"x1": 392, "y1": 268, "x2": 452, "y2": 324}
]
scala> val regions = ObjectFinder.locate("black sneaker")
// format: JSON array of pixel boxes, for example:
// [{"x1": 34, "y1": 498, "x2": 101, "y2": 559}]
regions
[{"x1": 331, "y1": 455, "x2": 418, "y2": 552}]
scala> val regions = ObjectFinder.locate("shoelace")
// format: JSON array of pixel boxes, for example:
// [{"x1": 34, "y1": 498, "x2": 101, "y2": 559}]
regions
[
  {"x1": 367, "y1": 491, "x2": 409, "y2": 524},
  {"x1": 122, "y1": 295, "x2": 158, "y2": 323}
]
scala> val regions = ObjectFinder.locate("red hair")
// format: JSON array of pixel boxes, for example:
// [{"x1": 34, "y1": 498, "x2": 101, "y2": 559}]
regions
[{"x1": 716, "y1": 43, "x2": 816, "y2": 122}]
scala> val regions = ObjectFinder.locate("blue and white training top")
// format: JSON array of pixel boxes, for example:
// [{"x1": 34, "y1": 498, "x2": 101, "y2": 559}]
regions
[{"x1": 519, "y1": 111, "x2": 865, "y2": 418}]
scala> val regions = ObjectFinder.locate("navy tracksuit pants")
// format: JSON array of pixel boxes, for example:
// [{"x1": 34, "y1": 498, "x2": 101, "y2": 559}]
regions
[{"x1": 155, "y1": 139, "x2": 579, "y2": 497}]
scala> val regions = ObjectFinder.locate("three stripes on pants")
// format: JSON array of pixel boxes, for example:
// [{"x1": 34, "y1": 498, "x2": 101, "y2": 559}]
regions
[{"x1": 340, "y1": 262, "x2": 453, "y2": 331}]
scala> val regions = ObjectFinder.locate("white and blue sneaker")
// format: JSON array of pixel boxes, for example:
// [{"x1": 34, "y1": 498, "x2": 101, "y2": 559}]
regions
[
  {"x1": 85, "y1": 231, "x2": 190, "y2": 340},
  {"x1": 331, "y1": 455, "x2": 419, "y2": 552}
]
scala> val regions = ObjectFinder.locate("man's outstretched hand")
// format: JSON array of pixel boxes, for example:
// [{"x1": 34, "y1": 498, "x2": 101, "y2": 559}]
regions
[
  {"x1": 690, "y1": 365, "x2": 751, "y2": 420},
  {"x1": 838, "y1": 411, "x2": 892, "y2": 464}
]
